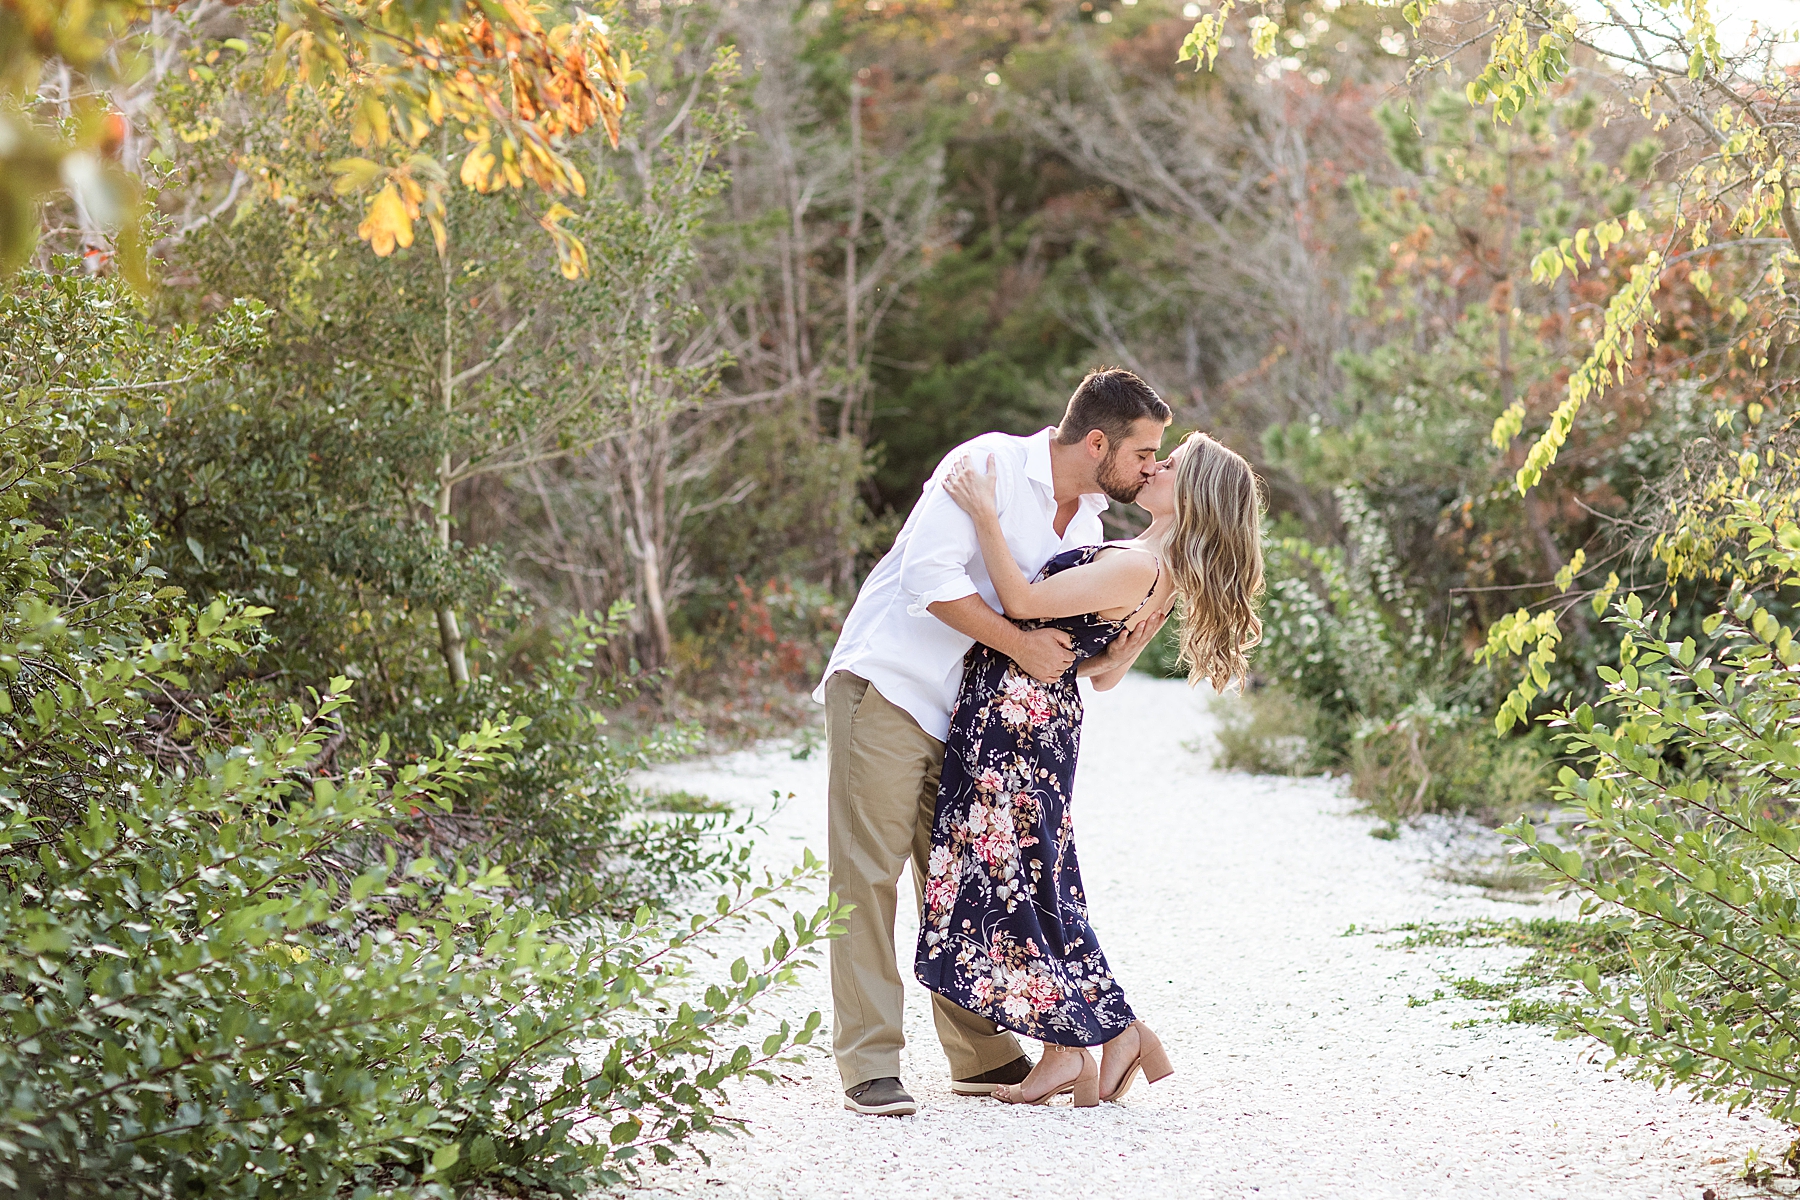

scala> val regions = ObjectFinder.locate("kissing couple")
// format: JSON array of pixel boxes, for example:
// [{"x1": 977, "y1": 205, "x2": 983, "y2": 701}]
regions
[{"x1": 813, "y1": 367, "x2": 1266, "y2": 1115}]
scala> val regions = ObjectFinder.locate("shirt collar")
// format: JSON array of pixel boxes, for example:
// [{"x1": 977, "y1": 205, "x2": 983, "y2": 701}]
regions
[
  {"x1": 1026, "y1": 426, "x2": 1112, "y2": 515},
  {"x1": 1023, "y1": 427, "x2": 1057, "y2": 492}
]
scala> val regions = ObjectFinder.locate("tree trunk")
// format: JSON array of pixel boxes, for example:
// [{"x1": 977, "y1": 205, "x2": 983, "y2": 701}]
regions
[
  {"x1": 435, "y1": 241, "x2": 471, "y2": 690},
  {"x1": 626, "y1": 433, "x2": 674, "y2": 667},
  {"x1": 435, "y1": 452, "x2": 471, "y2": 689},
  {"x1": 836, "y1": 76, "x2": 865, "y2": 597}
]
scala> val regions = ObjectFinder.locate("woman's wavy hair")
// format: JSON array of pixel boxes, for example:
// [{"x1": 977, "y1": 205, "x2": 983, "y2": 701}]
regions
[{"x1": 1163, "y1": 432, "x2": 1265, "y2": 690}]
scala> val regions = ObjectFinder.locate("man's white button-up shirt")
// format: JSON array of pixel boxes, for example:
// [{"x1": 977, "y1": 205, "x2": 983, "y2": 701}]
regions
[{"x1": 813, "y1": 427, "x2": 1109, "y2": 742}]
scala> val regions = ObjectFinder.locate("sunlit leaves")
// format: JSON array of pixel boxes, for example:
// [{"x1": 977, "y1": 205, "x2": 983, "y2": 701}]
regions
[
  {"x1": 332, "y1": 151, "x2": 447, "y2": 256},
  {"x1": 538, "y1": 202, "x2": 587, "y2": 280},
  {"x1": 1513, "y1": 252, "x2": 1663, "y2": 493},
  {"x1": 1475, "y1": 607, "x2": 1563, "y2": 732},
  {"x1": 1247, "y1": 13, "x2": 1278, "y2": 58},
  {"x1": 4, "y1": 0, "x2": 636, "y2": 279},
  {"x1": 1554, "y1": 548, "x2": 1586, "y2": 594},
  {"x1": 1490, "y1": 400, "x2": 1525, "y2": 450},
  {"x1": 1496, "y1": 207, "x2": 1659, "y2": 491},
  {"x1": 327, "y1": 155, "x2": 383, "y2": 195},
  {"x1": 1460, "y1": 10, "x2": 1577, "y2": 125},
  {"x1": 1527, "y1": 210, "x2": 1646, "y2": 285},
  {"x1": 357, "y1": 183, "x2": 413, "y2": 255},
  {"x1": 266, "y1": 0, "x2": 637, "y2": 274},
  {"x1": 350, "y1": 92, "x2": 391, "y2": 149},
  {"x1": 1177, "y1": 1, "x2": 1238, "y2": 71}
]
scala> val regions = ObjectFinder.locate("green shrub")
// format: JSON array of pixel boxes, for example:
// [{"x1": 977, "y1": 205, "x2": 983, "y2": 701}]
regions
[
  {"x1": 1256, "y1": 488, "x2": 1445, "y2": 735},
  {"x1": 0, "y1": 674, "x2": 836, "y2": 1195},
  {"x1": 366, "y1": 603, "x2": 716, "y2": 912},
  {"x1": 1208, "y1": 688, "x2": 1332, "y2": 775},
  {"x1": 1348, "y1": 698, "x2": 1547, "y2": 821},
  {"x1": 1508, "y1": 510, "x2": 1800, "y2": 1120},
  {"x1": 0, "y1": 276, "x2": 839, "y2": 1196}
]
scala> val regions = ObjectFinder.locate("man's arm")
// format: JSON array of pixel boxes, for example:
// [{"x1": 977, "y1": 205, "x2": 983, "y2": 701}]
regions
[
  {"x1": 898, "y1": 441, "x2": 1015, "y2": 618},
  {"x1": 905, "y1": 441, "x2": 1075, "y2": 682},
  {"x1": 929, "y1": 595, "x2": 1075, "y2": 684}
]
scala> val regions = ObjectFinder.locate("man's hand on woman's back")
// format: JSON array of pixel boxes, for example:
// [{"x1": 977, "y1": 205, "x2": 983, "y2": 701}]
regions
[{"x1": 1013, "y1": 626, "x2": 1077, "y2": 682}]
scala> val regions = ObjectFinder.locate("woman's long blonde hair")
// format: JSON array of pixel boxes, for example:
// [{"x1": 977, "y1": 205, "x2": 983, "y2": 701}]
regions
[{"x1": 1163, "y1": 432, "x2": 1265, "y2": 690}]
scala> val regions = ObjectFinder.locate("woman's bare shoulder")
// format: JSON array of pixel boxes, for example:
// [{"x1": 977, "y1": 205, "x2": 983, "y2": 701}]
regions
[{"x1": 1090, "y1": 544, "x2": 1159, "y2": 583}]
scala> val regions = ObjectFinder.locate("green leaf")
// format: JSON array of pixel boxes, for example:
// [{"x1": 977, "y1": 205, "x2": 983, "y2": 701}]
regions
[
  {"x1": 429, "y1": 1142, "x2": 461, "y2": 1175},
  {"x1": 329, "y1": 156, "x2": 385, "y2": 195}
]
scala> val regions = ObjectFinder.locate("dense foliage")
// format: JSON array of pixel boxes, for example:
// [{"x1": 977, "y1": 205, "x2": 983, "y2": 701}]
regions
[
  {"x1": 0, "y1": 267, "x2": 839, "y2": 1195},
  {"x1": 1512, "y1": 502, "x2": 1800, "y2": 1121}
]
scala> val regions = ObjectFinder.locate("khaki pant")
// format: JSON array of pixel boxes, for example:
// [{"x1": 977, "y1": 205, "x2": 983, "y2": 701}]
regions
[{"x1": 824, "y1": 670, "x2": 1024, "y2": 1089}]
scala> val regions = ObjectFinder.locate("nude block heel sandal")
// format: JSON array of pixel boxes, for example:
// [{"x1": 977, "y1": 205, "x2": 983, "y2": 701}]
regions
[
  {"x1": 1070, "y1": 1051, "x2": 1100, "y2": 1108},
  {"x1": 995, "y1": 1050, "x2": 1100, "y2": 1107},
  {"x1": 1102, "y1": 1022, "x2": 1174, "y2": 1103}
]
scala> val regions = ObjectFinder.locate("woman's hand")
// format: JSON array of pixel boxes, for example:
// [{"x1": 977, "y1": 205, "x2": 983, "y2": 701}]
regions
[{"x1": 941, "y1": 453, "x2": 1000, "y2": 520}]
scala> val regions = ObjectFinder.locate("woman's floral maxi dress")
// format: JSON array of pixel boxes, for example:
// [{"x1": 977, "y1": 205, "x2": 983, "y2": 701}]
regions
[{"x1": 914, "y1": 544, "x2": 1157, "y2": 1047}]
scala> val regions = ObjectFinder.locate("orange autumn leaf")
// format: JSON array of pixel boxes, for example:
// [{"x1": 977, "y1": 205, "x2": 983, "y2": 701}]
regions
[{"x1": 259, "y1": 0, "x2": 634, "y2": 276}]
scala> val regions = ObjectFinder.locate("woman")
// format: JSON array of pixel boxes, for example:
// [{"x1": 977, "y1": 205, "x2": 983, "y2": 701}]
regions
[{"x1": 913, "y1": 432, "x2": 1265, "y2": 1107}]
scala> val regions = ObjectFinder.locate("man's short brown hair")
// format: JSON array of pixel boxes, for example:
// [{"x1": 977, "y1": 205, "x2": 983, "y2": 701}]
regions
[{"x1": 1055, "y1": 367, "x2": 1171, "y2": 447}]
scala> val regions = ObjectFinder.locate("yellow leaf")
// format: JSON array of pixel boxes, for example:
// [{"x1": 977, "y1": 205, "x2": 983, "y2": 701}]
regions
[
  {"x1": 555, "y1": 235, "x2": 589, "y2": 279},
  {"x1": 540, "y1": 204, "x2": 588, "y2": 279},
  {"x1": 1249, "y1": 15, "x2": 1278, "y2": 58},
  {"x1": 461, "y1": 141, "x2": 497, "y2": 192},
  {"x1": 1555, "y1": 547, "x2": 1585, "y2": 592},
  {"x1": 352, "y1": 94, "x2": 391, "y2": 149},
  {"x1": 1591, "y1": 571, "x2": 1620, "y2": 618},
  {"x1": 358, "y1": 184, "x2": 414, "y2": 256}
]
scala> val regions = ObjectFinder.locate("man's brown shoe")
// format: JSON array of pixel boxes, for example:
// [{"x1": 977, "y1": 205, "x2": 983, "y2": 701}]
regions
[
  {"x1": 951, "y1": 1055, "x2": 1034, "y2": 1096},
  {"x1": 844, "y1": 1077, "x2": 919, "y2": 1115}
]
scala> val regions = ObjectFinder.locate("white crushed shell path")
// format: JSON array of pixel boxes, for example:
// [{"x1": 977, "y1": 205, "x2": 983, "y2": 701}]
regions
[{"x1": 615, "y1": 674, "x2": 1793, "y2": 1200}]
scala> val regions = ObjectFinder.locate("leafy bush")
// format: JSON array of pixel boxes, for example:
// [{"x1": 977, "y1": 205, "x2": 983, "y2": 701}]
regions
[
  {"x1": 1349, "y1": 698, "x2": 1547, "y2": 822},
  {"x1": 0, "y1": 664, "x2": 835, "y2": 1195},
  {"x1": 366, "y1": 603, "x2": 714, "y2": 911},
  {"x1": 1256, "y1": 488, "x2": 1443, "y2": 735},
  {"x1": 0, "y1": 276, "x2": 839, "y2": 1196},
  {"x1": 1208, "y1": 688, "x2": 1332, "y2": 776},
  {"x1": 1508, "y1": 504, "x2": 1800, "y2": 1119},
  {"x1": 1214, "y1": 488, "x2": 1551, "y2": 815}
]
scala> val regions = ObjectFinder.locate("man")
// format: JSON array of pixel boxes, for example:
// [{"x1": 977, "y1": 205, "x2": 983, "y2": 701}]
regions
[{"x1": 815, "y1": 367, "x2": 1173, "y2": 1116}]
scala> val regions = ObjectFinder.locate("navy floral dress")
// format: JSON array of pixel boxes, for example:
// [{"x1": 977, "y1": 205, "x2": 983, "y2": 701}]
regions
[{"x1": 914, "y1": 545, "x2": 1157, "y2": 1047}]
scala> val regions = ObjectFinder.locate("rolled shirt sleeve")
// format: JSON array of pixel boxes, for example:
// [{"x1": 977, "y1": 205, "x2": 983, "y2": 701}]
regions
[{"x1": 900, "y1": 444, "x2": 1019, "y2": 616}]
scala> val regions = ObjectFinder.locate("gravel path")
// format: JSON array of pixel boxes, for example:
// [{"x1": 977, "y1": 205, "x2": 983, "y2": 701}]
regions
[{"x1": 620, "y1": 674, "x2": 1792, "y2": 1200}]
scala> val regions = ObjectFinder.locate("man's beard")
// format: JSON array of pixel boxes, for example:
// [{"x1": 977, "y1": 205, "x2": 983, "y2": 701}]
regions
[{"x1": 1096, "y1": 448, "x2": 1147, "y2": 504}]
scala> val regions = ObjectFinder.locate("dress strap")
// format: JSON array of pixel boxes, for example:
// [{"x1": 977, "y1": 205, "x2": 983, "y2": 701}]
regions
[
  {"x1": 1124, "y1": 555, "x2": 1161, "y2": 621},
  {"x1": 1089, "y1": 542, "x2": 1160, "y2": 620}
]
